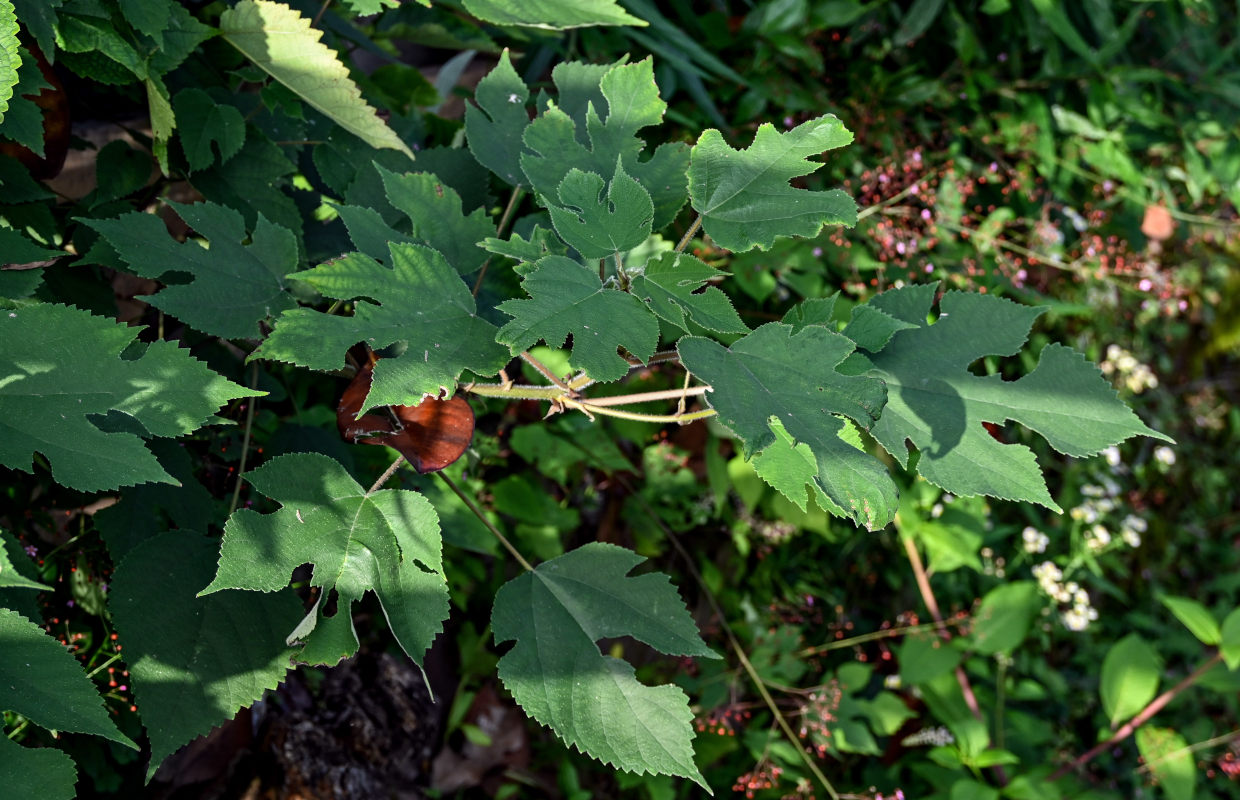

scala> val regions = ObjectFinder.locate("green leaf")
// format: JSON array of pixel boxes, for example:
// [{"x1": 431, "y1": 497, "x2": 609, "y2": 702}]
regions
[
  {"x1": 1135, "y1": 727, "x2": 1196, "y2": 800},
  {"x1": 496, "y1": 255, "x2": 660, "y2": 382},
  {"x1": 0, "y1": 304, "x2": 262, "y2": 492},
  {"x1": 0, "y1": 46, "x2": 50, "y2": 155},
  {"x1": 118, "y1": 0, "x2": 171, "y2": 44},
  {"x1": 482, "y1": 224, "x2": 566, "y2": 263},
  {"x1": 84, "y1": 201, "x2": 299, "y2": 339},
  {"x1": 173, "y1": 89, "x2": 246, "y2": 172},
  {"x1": 522, "y1": 58, "x2": 689, "y2": 229},
  {"x1": 687, "y1": 115, "x2": 856, "y2": 252},
  {"x1": 678, "y1": 323, "x2": 895, "y2": 530},
  {"x1": 220, "y1": 0, "x2": 414, "y2": 159},
  {"x1": 188, "y1": 133, "x2": 302, "y2": 242},
  {"x1": 857, "y1": 284, "x2": 1172, "y2": 510},
  {"x1": 461, "y1": 0, "x2": 645, "y2": 29},
  {"x1": 547, "y1": 159, "x2": 653, "y2": 260},
  {"x1": 0, "y1": 0, "x2": 19, "y2": 123},
  {"x1": 629, "y1": 251, "x2": 747, "y2": 335},
  {"x1": 970, "y1": 581, "x2": 1038, "y2": 654},
  {"x1": 1100, "y1": 633, "x2": 1161, "y2": 727},
  {"x1": 1221, "y1": 608, "x2": 1240, "y2": 670},
  {"x1": 202, "y1": 453, "x2": 449, "y2": 667},
  {"x1": 145, "y1": 75, "x2": 175, "y2": 174},
  {"x1": 894, "y1": 0, "x2": 946, "y2": 45},
  {"x1": 0, "y1": 530, "x2": 47, "y2": 591},
  {"x1": 1161, "y1": 596, "x2": 1222, "y2": 646},
  {"x1": 333, "y1": 203, "x2": 418, "y2": 262},
  {"x1": 0, "y1": 226, "x2": 62, "y2": 265},
  {"x1": 255, "y1": 243, "x2": 509, "y2": 413},
  {"x1": 465, "y1": 49, "x2": 530, "y2": 187},
  {"x1": 9, "y1": 0, "x2": 58, "y2": 66},
  {"x1": 91, "y1": 140, "x2": 150, "y2": 205},
  {"x1": 110, "y1": 531, "x2": 302, "y2": 775},
  {"x1": 377, "y1": 165, "x2": 495, "y2": 275},
  {"x1": 491, "y1": 542, "x2": 716, "y2": 788},
  {"x1": 0, "y1": 608, "x2": 136, "y2": 748},
  {"x1": 0, "y1": 734, "x2": 77, "y2": 800},
  {"x1": 841, "y1": 304, "x2": 917, "y2": 353},
  {"x1": 339, "y1": 0, "x2": 399, "y2": 13},
  {"x1": 897, "y1": 632, "x2": 961, "y2": 686}
]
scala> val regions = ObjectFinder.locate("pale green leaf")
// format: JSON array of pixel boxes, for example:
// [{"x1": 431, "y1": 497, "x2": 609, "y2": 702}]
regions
[
  {"x1": 1221, "y1": 608, "x2": 1240, "y2": 670},
  {"x1": 0, "y1": 46, "x2": 50, "y2": 155},
  {"x1": 678, "y1": 323, "x2": 895, "y2": 530},
  {"x1": 465, "y1": 49, "x2": 529, "y2": 187},
  {"x1": 547, "y1": 160, "x2": 653, "y2": 259},
  {"x1": 751, "y1": 418, "x2": 846, "y2": 516},
  {"x1": 496, "y1": 255, "x2": 660, "y2": 382},
  {"x1": 85, "y1": 201, "x2": 299, "y2": 339},
  {"x1": 1136, "y1": 727, "x2": 1196, "y2": 800},
  {"x1": 0, "y1": 304, "x2": 262, "y2": 492},
  {"x1": 522, "y1": 58, "x2": 689, "y2": 229},
  {"x1": 897, "y1": 632, "x2": 961, "y2": 686},
  {"x1": 110, "y1": 531, "x2": 302, "y2": 775},
  {"x1": 255, "y1": 243, "x2": 509, "y2": 413},
  {"x1": 0, "y1": 0, "x2": 18, "y2": 123},
  {"x1": 173, "y1": 89, "x2": 246, "y2": 172},
  {"x1": 629, "y1": 251, "x2": 747, "y2": 335},
  {"x1": 0, "y1": 530, "x2": 46, "y2": 591},
  {"x1": 377, "y1": 165, "x2": 495, "y2": 274},
  {"x1": 0, "y1": 734, "x2": 76, "y2": 800},
  {"x1": 1161, "y1": 596, "x2": 1221, "y2": 646},
  {"x1": 1100, "y1": 633, "x2": 1161, "y2": 727},
  {"x1": 492, "y1": 543, "x2": 715, "y2": 788},
  {"x1": 970, "y1": 581, "x2": 1038, "y2": 654},
  {"x1": 856, "y1": 284, "x2": 1172, "y2": 510},
  {"x1": 202, "y1": 453, "x2": 448, "y2": 667},
  {"x1": 0, "y1": 608, "x2": 136, "y2": 748},
  {"x1": 462, "y1": 0, "x2": 645, "y2": 29},
  {"x1": 339, "y1": 0, "x2": 399, "y2": 13},
  {"x1": 145, "y1": 75, "x2": 175, "y2": 174},
  {"x1": 220, "y1": 0, "x2": 414, "y2": 159},
  {"x1": 688, "y1": 115, "x2": 856, "y2": 252}
]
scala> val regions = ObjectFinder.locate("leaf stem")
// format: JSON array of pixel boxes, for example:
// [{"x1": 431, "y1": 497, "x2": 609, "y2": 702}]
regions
[
  {"x1": 574, "y1": 386, "x2": 709, "y2": 407},
  {"x1": 562, "y1": 398, "x2": 715, "y2": 425},
  {"x1": 437, "y1": 472, "x2": 532, "y2": 572},
  {"x1": 520, "y1": 351, "x2": 573, "y2": 392},
  {"x1": 227, "y1": 363, "x2": 260, "y2": 516},
  {"x1": 473, "y1": 186, "x2": 525, "y2": 297},
  {"x1": 366, "y1": 455, "x2": 406, "y2": 495},
  {"x1": 311, "y1": 0, "x2": 331, "y2": 28},
  {"x1": 1049, "y1": 652, "x2": 1223, "y2": 781},
  {"x1": 675, "y1": 215, "x2": 703, "y2": 253}
]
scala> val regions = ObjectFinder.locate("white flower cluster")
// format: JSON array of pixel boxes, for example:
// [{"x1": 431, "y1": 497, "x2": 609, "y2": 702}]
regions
[
  {"x1": 1119, "y1": 514, "x2": 1147, "y2": 548},
  {"x1": 901, "y1": 726, "x2": 955, "y2": 747},
  {"x1": 1022, "y1": 526, "x2": 1050, "y2": 554},
  {"x1": 1032, "y1": 561, "x2": 1099, "y2": 632},
  {"x1": 1100, "y1": 344, "x2": 1159, "y2": 394},
  {"x1": 1071, "y1": 482, "x2": 1119, "y2": 523}
]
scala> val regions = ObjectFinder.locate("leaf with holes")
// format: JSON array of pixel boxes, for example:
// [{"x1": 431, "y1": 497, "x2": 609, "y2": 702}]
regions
[
  {"x1": 255, "y1": 243, "x2": 510, "y2": 414},
  {"x1": 851, "y1": 283, "x2": 1173, "y2": 510},
  {"x1": 0, "y1": 304, "x2": 262, "y2": 492},
  {"x1": 492, "y1": 543, "x2": 717, "y2": 789},
  {"x1": 678, "y1": 323, "x2": 894, "y2": 530},
  {"x1": 687, "y1": 115, "x2": 856, "y2": 252},
  {"x1": 202, "y1": 452, "x2": 448, "y2": 667},
  {"x1": 111, "y1": 531, "x2": 302, "y2": 776},
  {"x1": 496, "y1": 254, "x2": 659, "y2": 382}
]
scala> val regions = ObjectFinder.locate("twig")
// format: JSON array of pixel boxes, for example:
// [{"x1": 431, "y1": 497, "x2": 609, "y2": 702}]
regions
[
  {"x1": 227, "y1": 363, "x2": 260, "y2": 516},
  {"x1": 437, "y1": 472, "x2": 533, "y2": 572},
  {"x1": 366, "y1": 455, "x2": 406, "y2": 495},
  {"x1": 311, "y1": 0, "x2": 331, "y2": 28},
  {"x1": 1049, "y1": 652, "x2": 1223, "y2": 781},
  {"x1": 520, "y1": 351, "x2": 574, "y2": 392}
]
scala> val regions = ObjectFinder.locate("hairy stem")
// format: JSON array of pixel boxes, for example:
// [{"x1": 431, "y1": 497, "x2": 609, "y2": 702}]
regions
[
  {"x1": 676, "y1": 215, "x2": 703, "y2": 253},
  {"x1": 438, "y1": 471, "x2": 533, "y2": 572},
  {"x1": 366, "y1": 455, "x2": 406, "y2": 496}
]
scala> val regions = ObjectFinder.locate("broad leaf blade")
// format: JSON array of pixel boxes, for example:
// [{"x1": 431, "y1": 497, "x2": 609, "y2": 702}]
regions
[
  {"x1": 547, "y1": 159, "x2": 653, "y2": 260},
  {"x1": 110, "y1": 531, "x2": 302, "y2": 775},
  {"x1": 255, "y1": 243, "x2": 509, "y2": 413},
  {"x1": 220, "y1": 0, "x2": 413, "y2": 159},
  {"x1": 465, "y1": 49, "x2": 530, "y2": 187},
  {"x1": 173, "y1": 88, "x2": 245, "y2": 173},
  {"x1": 496, "y1": 254, "x2": 660, "y2": 382},
  {"x1": 629, "y1": 251, "x2": 747, "y2": 334},
  {"x1": 0, "y1": 304, "x2": 262, "y2": 492},
  {"x1": 859, "y1": 284, "x2": 1172, "y2": 509},
  {"x1": 1136, "y1": 727, "x2": 1196, "y2": 800},
  {"x1": 0, "y1": 608, "x2": 136, "y2": 749},
  {"x1": 1161, "y1": 596, "x2": 1221, "y2": 645},
  {"x1": 970, "y1": 581, "x2": 1038, "y2": 655},
  {"x1": 377, "y1": 166, "x2": 495, "y2": 275},
  {"x1": 1100, "y1": 633, "x2": 1160, "y2": 727},
  {"x1": 461, "y1": 0, "x2": 645, "y2": 29},
  {"x1": 202, "y1": 453, "x2": 448, "y2": 667},
  {"x1": 0, "y1": 529, "x2": 47, "y2": 591},
  {"x1": 492, "y1": 542, "x2": 716, "y2": 788},
  {"x1": 0, "y1": 734, "x2": 76, "y2": 800},
  {"x1": 688, "y1": 115, "x2": 856, "y2": 252},
  {"x1": 678, "y1": 323, "x2": 895, "y2": 530},
  {"x1": 85, "y1": 201, "x2": 298, "y2": 339}
]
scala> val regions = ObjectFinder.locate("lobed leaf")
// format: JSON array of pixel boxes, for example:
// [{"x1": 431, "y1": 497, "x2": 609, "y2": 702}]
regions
[
  {"x1": 461, "y1": 0, "x2": 645, "y2": 30},
  {"x1": 0, "y1": 304, "x2": 262, "y2": 492},
  {"x1": 854, "y1": 283, "x2": 1172, "y2": 510},
  {"x1": 688, "y1": 115, "x2": 856, "y2": 252},
  {"x1": 173, "y1": 88, "x2": 246, "y2": 173},
  {"x1": 492, "y1": 543, "x2": 716, "y2": 789},
  {"x1": 255, "y1": 243, "x2": 510, "y2": 413},
  {"x1": 679, "y1": 323, "x2": 895, "y2": 530},
  {"x1": 220, "y1": 0, "x2": 413, "y2": 159},
  {"x1": 202, "y1": 453, "x2": 449, "y2": 667},
  {"x1": 464, "y1": 49, "x2": 530, "y2": 187},
  {"x1": 110, "y1": 531, "x2": 302, "y2": 776},
  {"x1": 629, "y1": 251, "x2": 748, "y2": 335},
  {"x1": 496, "y1": 254, "x2": 660, "y2": 382},
  {"x1": 377, "y1": 165, "x2": 495, "y2": 275},
  {"x1": 85, "y1": 200, "x2": 298, "y2": 339},
  {"x1": 547, "y1": 159, "x2": 653, "y2": 260}
]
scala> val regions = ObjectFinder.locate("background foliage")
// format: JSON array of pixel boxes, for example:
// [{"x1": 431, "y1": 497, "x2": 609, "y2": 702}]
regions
[{"x1": 1, "y1": 1, "x2": 1238, "y2": 799}]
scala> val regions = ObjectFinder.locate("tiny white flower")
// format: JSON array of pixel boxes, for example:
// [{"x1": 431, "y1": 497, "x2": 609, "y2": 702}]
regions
[
  {"x1": 1154, "y1": 446, "x2": 1176, "y2": 466},
  {"x1": 1022, "y1": 526, "x2": 1049, "y2": 554},
  {"x1": 1102, "y1": 446, "x2": 1122, "y2": 468}
]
